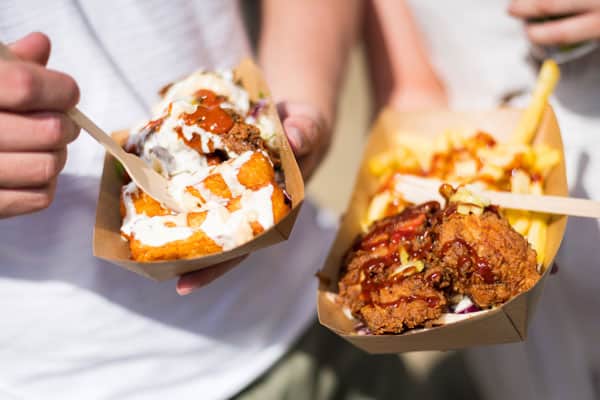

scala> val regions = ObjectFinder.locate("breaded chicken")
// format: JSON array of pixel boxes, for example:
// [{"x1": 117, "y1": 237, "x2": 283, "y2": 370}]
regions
[
  {"x1": 338, "y1": 199, "x2": 540, "y2": 334},
  {"x1": 433, "y1": 209, "x2": 539, "y2": 308},
  {"x1": 338, "y1": 202, "x2": 448, "y2": 334}
]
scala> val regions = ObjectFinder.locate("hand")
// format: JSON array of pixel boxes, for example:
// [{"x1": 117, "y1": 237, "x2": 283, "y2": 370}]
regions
[
  {"x1": 277, "y1": 101, "x2": 331, "y2": 182},
  {"x1": 509, "y1": 0, "x2": 600, "y2": 45},
  {"x1": 176, "y1": 256, "x2": 247, "y2": 295},
  {"x1": 0, "y1": 32, "x2": 80, "y2": 218}
]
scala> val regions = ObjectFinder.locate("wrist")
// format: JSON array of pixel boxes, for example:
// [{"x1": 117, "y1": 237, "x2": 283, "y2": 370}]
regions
[{"x1": 389, "y1": 87, "x2": 448, "y2": 111}]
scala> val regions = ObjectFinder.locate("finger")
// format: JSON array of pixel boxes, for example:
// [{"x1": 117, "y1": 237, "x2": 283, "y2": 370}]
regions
[
  {"x1": 525, "y1": 11, "x2": 600, "y2": 45},
  {"x1": 0, "y1": 61, "x2": 80, "y2": 111},
  {"x1": 0, "y1": 149, "x2": 67, "y2": 188},
  {"x1": 0, "y1": 181, "x2": 57, "y2": 218},
  {"x1": 176, "y1": 256, "x2": 247, "y2": 295},
  {"x1": 0, "y1": 112, "x2": 80, "y2": 151},
  {"x1": 281, "y1": 113, "x2": 324, "y2": 156},
  {"x1": 508, "y1": 0, "x2": 595, "y2": 19},
  {"x1": 277, "y1": 102, "x2": 327, "y2": 157},
  {"x1": 8, "y1": 32, "x2": 51, "y2": 66},
  {"x1": 296, "y1": 153, "x2": 319, "y2": 181}
]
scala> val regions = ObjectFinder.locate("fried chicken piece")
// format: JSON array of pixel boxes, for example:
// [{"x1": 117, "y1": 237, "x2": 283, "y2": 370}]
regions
[
  {"x1": 433, "y1": 209, "x2": 539, "y2": 308},
  {"x1": 338, "y1": 202, "x2": 448, "y2": 334},
  {"x1": 129, "y1": 230, "x2": 222, "y2": 262},
  {"x1": 237, "y1": 151, "x2": 275, "y2": 189},
  {"x1": 358, "y1": 276, "x2": 447, "y2": 334},
  {"x1": 338, "y1": 196, "x2": 541, "y2": 334}
]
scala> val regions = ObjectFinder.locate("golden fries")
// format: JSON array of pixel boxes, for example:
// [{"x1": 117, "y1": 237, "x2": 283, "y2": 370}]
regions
[
  {"x1": 364, "y1": 62, "x2": 561, "y2": 266},
  {"x1": 527, "y1": 213, "x2": 549, "y2": 266},
  {"x1": 363, "y1": 191, "x2": 393, "y2": 230},
  {"x1": 364, "y1": 123, "x2": 560, "y2": 267},
  {"x1": 511, "y1": 60, "x2": 560, "y2": 145},
  {"x1": 367, "y1": 146, "x2": 421, "y2": 177}
]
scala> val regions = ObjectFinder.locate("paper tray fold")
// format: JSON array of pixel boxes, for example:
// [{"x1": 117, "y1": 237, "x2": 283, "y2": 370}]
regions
[
  {"x1": 93, "y1": 59, "x2": 304, "y2": 281},
  {"x1": 317, "y1": 107, "x2": 567, "y2": 354}
]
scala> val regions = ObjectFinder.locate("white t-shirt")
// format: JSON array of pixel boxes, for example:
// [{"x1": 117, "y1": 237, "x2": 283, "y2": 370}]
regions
[
  {"x1": 0, "y1": 2, "x2": 333, "y2": 399},
  {"x1": 407, "y1": 1, "x2": 600, "y2": 399}
]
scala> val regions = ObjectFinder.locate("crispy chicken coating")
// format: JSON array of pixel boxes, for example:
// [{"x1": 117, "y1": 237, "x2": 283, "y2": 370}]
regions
[{"x1": 338, "y1": 200, "x2": 540, "y2": 334}]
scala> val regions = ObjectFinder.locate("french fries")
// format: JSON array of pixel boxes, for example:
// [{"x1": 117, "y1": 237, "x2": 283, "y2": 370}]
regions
[
  {"x1": 364, "y1": 130, "x2": 559, "y2": 268},
  {"x1": 362, "y1": 62, "x2": 561, "y2": 268},
  {"x1": 367, "y1": 145, "x2": 421, "y2": 177},
  {"x1": 528, "y1": 213, "x2": 549, "y2": 266},
  {"x1": 511, "y1": 60, "x2": 560, "y2": 145}
]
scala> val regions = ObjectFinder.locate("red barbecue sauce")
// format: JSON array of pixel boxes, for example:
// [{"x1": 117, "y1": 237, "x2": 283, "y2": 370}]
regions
[
  {"x1": 181, "y1": 89, "x2": 234, "y2": 134},
  {"x1": 354, "y1": 202, "x2": 441, "y2": 308},
  {"x1": 440, "y1": 238, "x2": 495, "y2": 284}
]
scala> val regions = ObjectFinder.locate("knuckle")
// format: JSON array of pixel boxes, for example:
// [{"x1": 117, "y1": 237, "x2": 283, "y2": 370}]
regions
[
  {"x1": 42, "y1": 115, "x2": 66, "y2": 147},
  {"x1": 62, "y1": 75, "x2": 80, "y2": 106},
  {"x1": 38, "y1": 151, "x2": 64, "y2": 182},
  {"x1": 33, "y1": 188, "x2": 54, "y2": 211},
  {"x1": 32, "y1": 32, "x2": 51, "y2": 51},
  {"x1": 535, "y1": 0, "x2": 556, "y2": 15},
  {"x1": 11, "y1": 66, "x2": 37, "y2": 107}
]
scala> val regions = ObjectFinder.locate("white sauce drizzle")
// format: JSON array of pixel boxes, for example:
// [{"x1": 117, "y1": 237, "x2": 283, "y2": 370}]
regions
[{"x1": 120, "y1": 70, "x2": 281, "y2": 251}]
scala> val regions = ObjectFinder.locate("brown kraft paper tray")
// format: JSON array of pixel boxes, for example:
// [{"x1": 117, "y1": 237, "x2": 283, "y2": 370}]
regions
[
  {"x1": 317, "y1": 106, "x2": 568, "y2": 354},
  {"x1": 93, "y1": 59, "x2": 304, "y2": 281}
]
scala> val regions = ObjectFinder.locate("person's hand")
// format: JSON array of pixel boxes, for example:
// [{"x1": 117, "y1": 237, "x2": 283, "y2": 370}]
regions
[
  {"x1": 176, "y1": 256, "x2": 247, "y2": 295},
  {"x1": 0, "y1": 32, "x2": 80, "y2": 218},
  {"x1": 509, "y1": 0, "x2": 600, "y2": 45},
  {"x1": 278, "y1": 101, "x2": 331, "y2": 182}
]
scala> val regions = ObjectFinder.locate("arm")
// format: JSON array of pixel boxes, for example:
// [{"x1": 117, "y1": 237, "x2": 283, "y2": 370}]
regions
[
  {"x1": 259, "y1": 0, "x2": 362, "y2": 180},
  {"x1": 364, "y1": 0, "x2": 447, "y2": 111}
]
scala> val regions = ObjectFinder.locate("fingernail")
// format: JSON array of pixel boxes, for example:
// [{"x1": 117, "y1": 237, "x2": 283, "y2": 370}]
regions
[
  {"x1": 176, "y1": 284, "x2": 193, "y2": 296},
  {"x1": 286, "y1": 127, "x2": 308, "y2": 154}
]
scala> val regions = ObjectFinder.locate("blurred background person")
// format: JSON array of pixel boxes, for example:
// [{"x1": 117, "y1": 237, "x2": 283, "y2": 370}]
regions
[{"x1": 364, "y1": 1, "x2": 600, "y2": 399}]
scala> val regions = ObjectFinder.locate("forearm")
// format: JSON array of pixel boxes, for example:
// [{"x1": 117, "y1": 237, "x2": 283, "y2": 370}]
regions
[
  {"x1": 259, "y1": 0, "x2": 362, "y2": 127},
  {"x1": 364, "y1": 0, "x2": 446, "y2": 109}
]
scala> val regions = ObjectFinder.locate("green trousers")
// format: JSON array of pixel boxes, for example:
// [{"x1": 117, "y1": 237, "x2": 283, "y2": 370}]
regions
[{"x1": 232, "y1": 320, "x2": 481, "y2": 400}]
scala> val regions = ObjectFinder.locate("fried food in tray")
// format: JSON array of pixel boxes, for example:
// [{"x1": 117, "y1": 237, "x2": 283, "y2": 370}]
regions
[
  {"x1": 338, "y1": 186, "x2": 539, "y2": 334},
  {"x1": 119, "y1": 70, "x2": 290, "y2": 262},
  {"x1": 365, "y1": 130, "x2": 561, "y2": 264},
  {"x1": 337, "y1": 125, "x2": 561, "y2": 335}
]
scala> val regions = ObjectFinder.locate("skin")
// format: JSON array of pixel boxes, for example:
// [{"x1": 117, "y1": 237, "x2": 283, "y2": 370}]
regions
[
  {"x1": 364, "y1": 0, "x2": 448, "y2": 112},
  {"x1": 509, "y1": 0, "x2": 600, "y2": 45},
  {"x1": 0, "y1": 32, "x2": 80, "y2": 218}
]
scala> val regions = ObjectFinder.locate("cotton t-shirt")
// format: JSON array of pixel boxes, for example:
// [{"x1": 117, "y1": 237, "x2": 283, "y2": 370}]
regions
[
  {"x1": 407, "y1": 1, "x2": 600, "y2": 399},
  {"x1": 0, "y1": 1, "x2": 333, "y2": 399}
]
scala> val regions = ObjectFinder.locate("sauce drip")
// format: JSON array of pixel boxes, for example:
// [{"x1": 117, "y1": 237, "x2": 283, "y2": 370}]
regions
[
  {"x1": 181, "y1": 89, "x2": 234, "y2": 134},
  {"x1": 352, "y1": 202, "x2": 441, "y2": 308},
  {"x1": 378, "y1": 295, "x2": 441, "y2": 308},
  {"x1": 441, "y1": 238, "x2": 495, "y2": 284}
]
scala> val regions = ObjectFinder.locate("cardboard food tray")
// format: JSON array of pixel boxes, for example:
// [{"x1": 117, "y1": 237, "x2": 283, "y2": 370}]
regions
[
  {"x1": 93, "y1": 59, "x2": 304, "y2": 281},
  {"x1": 317, "y1": 106, "x2": 568, "y2": 354}
]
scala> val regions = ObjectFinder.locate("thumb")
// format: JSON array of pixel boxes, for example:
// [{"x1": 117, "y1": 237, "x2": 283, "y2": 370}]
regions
[
  {"x1": 278, "y1": 102, "x2": 326, "y2": 157},
  {"x1": 283, "y1": 117, "x2": 318, "y2": 157},
  {"x1": 9, "y1": 32, "x2": 51, "y2": 65}
]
